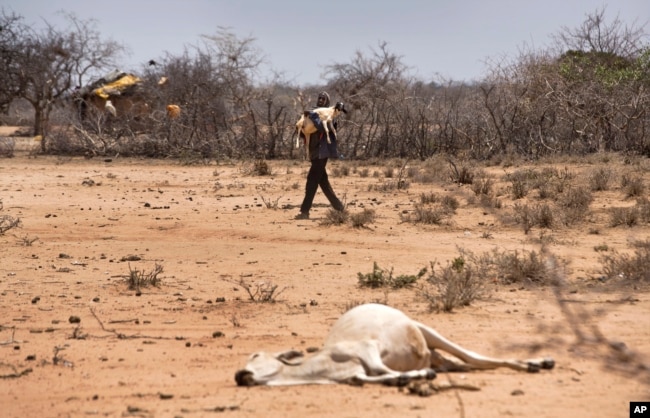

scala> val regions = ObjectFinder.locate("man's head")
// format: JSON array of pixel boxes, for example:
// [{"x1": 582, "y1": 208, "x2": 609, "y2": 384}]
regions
[{"x1": 317, "y1": 91, "x2": 330, "y2": 107}]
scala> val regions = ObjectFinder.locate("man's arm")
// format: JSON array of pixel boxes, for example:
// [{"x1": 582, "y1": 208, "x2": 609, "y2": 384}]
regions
[{"x1": 307, "y1": 111, "x2": 325, "y2": 132}]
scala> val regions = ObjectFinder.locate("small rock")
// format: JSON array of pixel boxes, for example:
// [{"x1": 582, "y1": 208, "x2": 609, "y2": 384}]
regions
[{"x1": 120, "y1": 255, "x2": 141, "y2": 262}]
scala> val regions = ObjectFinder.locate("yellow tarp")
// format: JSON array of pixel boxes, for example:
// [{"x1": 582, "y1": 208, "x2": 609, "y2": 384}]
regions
[{"x1": 94, "y1": 74, "x2": 141, "y2": 100}]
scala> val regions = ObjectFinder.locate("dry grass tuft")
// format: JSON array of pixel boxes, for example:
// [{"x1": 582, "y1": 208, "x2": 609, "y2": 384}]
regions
[{"x1": 126, "y1": 263, "x2": 164, "y2": 291}]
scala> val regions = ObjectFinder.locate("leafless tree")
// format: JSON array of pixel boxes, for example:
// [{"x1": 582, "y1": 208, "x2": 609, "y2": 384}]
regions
[
  {"x1": 475, "y1": 7, "x2": 650, "y2": 159},
  {"x1": 0, "y1": 11, "x2": 124, "y2": 150},
  {"x1": 129, "y1": 28, "x2": 275, "y2": 160},
  {"x1": 552, "y1": 6, "x2": 648, "y2": 59},
  {"x1": 0, "y1": 11, "x2": 28, "y2": 114},
  {"x1": 253, "y1": 78, "x2": 295, "y2": 159},
  {"x1": 201, "y1": 28, "x2": 265, "y2": 156},
  {"x1": 138, "y1": 49, "x2": 225, "y2": 157},
  {"x1": 546, "y1": 8, "x2": 650, "y2": 154},
  {"x1": 325, "y1": 42, "x2": 409, "y2": 158},
  {"x1": 3, "y1": 7, "x2": 648, "y2": 161}
]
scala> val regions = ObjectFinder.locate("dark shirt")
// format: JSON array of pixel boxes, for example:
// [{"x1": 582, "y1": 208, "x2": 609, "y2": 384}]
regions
[{"x1": 307, "y1": 111, "x2": 339, "y2": 160}]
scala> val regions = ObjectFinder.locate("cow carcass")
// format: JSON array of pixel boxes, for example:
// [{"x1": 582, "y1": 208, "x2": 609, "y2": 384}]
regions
[{"x1": 235, "y1": 303, "x2": 555, "y2": 386}]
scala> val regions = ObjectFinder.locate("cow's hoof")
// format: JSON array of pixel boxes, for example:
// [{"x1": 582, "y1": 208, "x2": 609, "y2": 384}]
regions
[
  {"x1": 541, "y1": 358, "x2": 555, "y2": 370},
  {"x1": 347, "y1": 376, "x2": 365, "y2": 387},
  {"x1": 527, "y1": 363, "x2": 541, "y2": 373},
  {"x1": 425, "y1": 368, "x2": 437, "y2": 380}
]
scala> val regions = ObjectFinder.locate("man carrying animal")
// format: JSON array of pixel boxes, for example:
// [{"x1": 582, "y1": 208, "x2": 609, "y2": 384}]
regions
[{"x1": 295, "y1": 91, "x2": 345, "y2": 220}]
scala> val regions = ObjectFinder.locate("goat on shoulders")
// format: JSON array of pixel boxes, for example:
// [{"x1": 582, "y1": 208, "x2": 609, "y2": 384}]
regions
[{"x1": 295, "y1": 101, "x2": 347, "y2": 158}]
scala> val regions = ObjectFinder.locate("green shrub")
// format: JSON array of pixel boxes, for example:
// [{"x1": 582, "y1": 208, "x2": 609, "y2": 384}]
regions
[
  {"x1": 512, "y1": 203, "x2": 554, "y2": 233},
  {"x1": 357, "y1": 262, "x2": 426, "y2": 289},
  {"x1": 422, "y1": 254, "x2": 489, "y2": 312},
  {"x1": 440, "y1": 195, "x2": 460, "y2": 213},
  {"x1": 471, "y1": 176, "x2": 493, "y2": 196},
  {"x1": 402, "y1": 204, "x2": 447, "y2": 225},
  {"x1": 609, "y1": 207, "x2": 638, "y2": 227},
  {"x1": 588, "y1": 167, "x2": 613, "y2": 191},
  {"x1": 320, "y1": 208, "x2": 349, "y2": 226},
  {"x1": 600, "y1": 240, "x2": 650, "y2": 282},
  {"x1": 557, "y1": 186, "x2": 593, "y2": 225},
  {"x1": 621, "y1": 174, "x2": 645, "y2": 198},
  {"x1": 350, "y1": 208, "x2": 376, "y2": 228},
  {"x1": 420, "y1": 192, "x2": 439, "y2": 204},
  {"x1": 493, "y1": 249, "x2": 550, "y2": 285}
]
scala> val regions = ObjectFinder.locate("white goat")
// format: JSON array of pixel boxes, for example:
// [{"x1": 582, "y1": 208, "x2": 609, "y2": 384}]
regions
[
  {"x1": 295, "y1": 101, "x2": 347, "y2": 158},
  {"x1": 235, "y1": 303, "x2": 555, "y2": 386}
]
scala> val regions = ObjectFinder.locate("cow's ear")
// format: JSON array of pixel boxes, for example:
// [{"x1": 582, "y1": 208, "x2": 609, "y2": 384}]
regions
[{"x1": 277, "y1": 350, "x2": 304, "y2": 364}]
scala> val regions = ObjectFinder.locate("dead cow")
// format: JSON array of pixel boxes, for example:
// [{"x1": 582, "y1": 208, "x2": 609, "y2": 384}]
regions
[
  {"x1": 295, "y1": 101, "x2": 347, "y2": 158},
  {"x1": 235, "y1": 303, "x2": 554, "y2": 386},
  {"x1": 73, "y1": 70, "x2": 175, "y2": 120},
  {"x1": 71, "y1": 70, "x2": 148, "y2": 120}
]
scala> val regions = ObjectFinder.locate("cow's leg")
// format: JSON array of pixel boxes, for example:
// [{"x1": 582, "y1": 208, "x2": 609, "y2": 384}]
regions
[
  {"x1": 429, "y1": 349, "x2": 472, "y2": 372},
  {"x1": 330, "y1": 340, "x2": 436, "y2": 386},
  {"x1": 351, "y1": 368, "x2": 436, "y2": 387},
  {"x1": 416, "y1": 322, "x2": 554, "y2": 372}
]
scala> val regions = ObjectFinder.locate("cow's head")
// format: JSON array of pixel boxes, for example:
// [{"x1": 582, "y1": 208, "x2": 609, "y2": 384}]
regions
[
  {"x1": 334, "y1": 101, "x2": 348, "y2": 114},
  {"x1": 235, "y1": 350, "x2": 304, "y2": 386}
]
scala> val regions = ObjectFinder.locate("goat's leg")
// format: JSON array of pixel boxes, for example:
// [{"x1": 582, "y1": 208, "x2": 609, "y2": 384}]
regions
[
  {"x1": 328, "y1": 123, "x2": 337, "y2": 145},
  {"x1": 323, "y1": 119, "x2": 331, "y2": 144},
  {"x1": 295, "y1": 116, "x2": 305, "y2": 150}
]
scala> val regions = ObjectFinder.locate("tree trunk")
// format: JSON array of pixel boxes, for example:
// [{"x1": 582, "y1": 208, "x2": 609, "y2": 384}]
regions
[{"x1": 33, "y1": 105, "x2": 49, "y2": 153}]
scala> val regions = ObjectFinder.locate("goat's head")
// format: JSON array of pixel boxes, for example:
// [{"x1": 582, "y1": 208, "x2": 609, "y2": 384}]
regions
[
  {"x1": 334, "y1": 102, "x2": 348, "y2": 114},
  {"x1": 235, "y1": 350, "x2": 304, "y2": 386}
]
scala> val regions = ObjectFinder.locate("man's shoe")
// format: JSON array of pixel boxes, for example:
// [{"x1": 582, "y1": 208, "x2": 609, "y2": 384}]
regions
[{"x1": 294, "y1": 212, "x2": 309, "y2": 220}]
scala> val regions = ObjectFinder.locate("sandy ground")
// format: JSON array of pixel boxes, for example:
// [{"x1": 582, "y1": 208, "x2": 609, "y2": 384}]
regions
[{"x1": 1, "y1": 131, "x2": 649, "y2": 417}]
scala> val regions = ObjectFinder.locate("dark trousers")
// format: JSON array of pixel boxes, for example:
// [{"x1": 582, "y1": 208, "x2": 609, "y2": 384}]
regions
[{"x1": 300, "y1": 158, "x2": 343, "y2": 213}]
